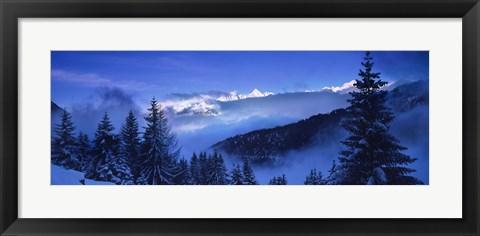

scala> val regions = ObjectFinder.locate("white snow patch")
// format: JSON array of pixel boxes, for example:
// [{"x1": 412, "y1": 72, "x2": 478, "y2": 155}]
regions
[{"x1": 51, "y1": 164, "x2": 115, "y2": 185}]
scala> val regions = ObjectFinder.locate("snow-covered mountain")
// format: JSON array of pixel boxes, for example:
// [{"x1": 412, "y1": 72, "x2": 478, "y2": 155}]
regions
[
  {"x1": 322, "y1": 80, "x2": 357, "y2": 93},
  {"x1": 161, "y1": 88, "x2": 274, "y2": 116},
  {"x1": 217, "y1": 89, "x2": 274, "y2": 102},
  {"x1": 216, "y1": 91, "x2": 246, "y2": 102},
  {"x1": 162, "y1": 97, "x2": 221, "y2": 116},
  {"x1": 160, "y1": 80, "x2": 406, "y2": 117}
]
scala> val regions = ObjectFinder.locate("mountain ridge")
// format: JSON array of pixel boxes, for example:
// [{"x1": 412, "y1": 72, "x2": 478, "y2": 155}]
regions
[{"x1": 211, "y1": 80, "x2": 428, "y2": 164}]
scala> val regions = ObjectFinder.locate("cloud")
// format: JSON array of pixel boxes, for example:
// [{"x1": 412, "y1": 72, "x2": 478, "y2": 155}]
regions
[
  {"x1": 99, "y1": 54, "x2": 217, "y2": 74},
  {"x1": 160, "y1": 92, "x2": 223, "y2": 117},
  {"x1": 166, "y1": 91, "x2": 349, "y2": 138},
  {"x1": 321, "y1": 79, "x2": 405, "y2": 94},
  {"x1": 97, "y1": 87, "x2": 139, "y2": 109},
  {"x1": 68, "y1": 87, "x2": 143, "y2": 136},
  {"x1": 159, "y1": 89, "x2": 275, "y2": 118},
  {"x1": 51, "y1": 69, "x2": 146, "y2": 90},
  {"x1": 162, "y1": 97, "x2": 221, "y2": 117},
  {"x1": 52, "y1": 70, "x2": 109, "y2": 85},
  {"x1": 154, "y1": 56, "x2": 215, "y2": 72},
  {"x1": 153, "y1": 87, "x2": 350, "y2": 136}
]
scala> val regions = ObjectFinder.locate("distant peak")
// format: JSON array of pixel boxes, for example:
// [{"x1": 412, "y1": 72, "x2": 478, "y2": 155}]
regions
[
  {"x1": 217, "y1": 89, "x2": 273, "y2": 102},
  {"x1": 322, "y1": 80, "x2": 357, "y2": 93},
  {"x1": 249, "y1": 88, "x2": 263, "y2": 97}
]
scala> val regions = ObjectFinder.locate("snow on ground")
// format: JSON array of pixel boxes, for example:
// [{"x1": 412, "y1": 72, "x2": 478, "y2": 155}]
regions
[{"x1": 51, "y1": 164, "x2": 115, "y2": 185}]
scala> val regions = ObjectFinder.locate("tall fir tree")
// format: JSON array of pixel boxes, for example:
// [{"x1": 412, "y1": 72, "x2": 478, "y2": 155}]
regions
[
  {"x1": 242, "y1": 159, "x2": 258, "y2": 185},
  {"x1": 139, "y1": 97, "x2": 181, "y2": 185},
  {"x1": 86, "y1": 112, "x2": 133, "y2": 184},
  {"x1": 121, "y1": 110, "x2": 141, "y2": 176},
  {"x1": 52, "y1": 109, "x2": 79, "y2": 170},
  {"x1": 331, "y1": 51, "x2": 422, "y2": 185},
  {"x1": 208, "y1": 152, "x2": 228, "y2": 185},
  {"x1": 76, "y1": 132, "x2": 91, "y2": 172},
  {"x1": 189, "y1": 153, "x2": 201, "y2": 185},
  {"x1": 304, "y1": 168, "x2": 325, "y2": 185},
  {"x1": 230, "y1": 164, "x2": 244, "y2": 185}
]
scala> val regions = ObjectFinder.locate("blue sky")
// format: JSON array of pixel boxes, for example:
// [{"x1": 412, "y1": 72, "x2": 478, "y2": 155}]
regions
[{"x1": 51, "y1": 51, "x2": 428, "y2": 108}]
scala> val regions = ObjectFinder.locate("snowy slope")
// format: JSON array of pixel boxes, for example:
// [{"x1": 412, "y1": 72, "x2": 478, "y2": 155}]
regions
[{"x1": 51, "y1": 164, "x2": 115, "y2": 185}]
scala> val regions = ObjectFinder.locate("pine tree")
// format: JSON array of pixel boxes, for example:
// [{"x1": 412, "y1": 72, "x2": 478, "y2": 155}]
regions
[
  {"x1": 333, "y1": 51, "x2": 422, "y2": 185},
  {"x1": 328, "y1": 160, "x2": 336, "y2": 178},
  {"x1": 76, "y1": 132, "x2": 91, "y2": 172},
  {"x1": 230, "y1": 164, "x2": 244, "y2": 185},
  {"x1": 269, "y1": 174, "x2": 287, "y2": 185},
  {"x1": 208, "y1": 152, "x2": 228, "y2": 185},
  {"x1": 52, "y1": 109, "x2": 79, "y2": 170},
  {"x1": 189, "y1": 153, "x2": 201, "y2": 184},
  {"x1": 304, "y1": 168, "x2": 325, "y2": 185},
  {"x1": 198, "y1": 152, "x2": 210, "y2": 185},
  {"x1": 121, "y1": 110, "x2": 141, "y2": 175},
  {"x1": 174, "y1": 158, "x2": 190, "y2": 185},
  {"x1": 86, "y1": 112, "x2": 133, "y2": 184},
  {"x1": 139, "y1": 97, "x2": 181, "y2": 185},
  {"x1": 107, "y1": 147, "x2": 135, "y2": 185},
  {"x1": 242, "y1": 159, "x2": 258, "y2": 185},
  {"x1": 326, "y1": 160, "x2": 338, "y2": 185}
]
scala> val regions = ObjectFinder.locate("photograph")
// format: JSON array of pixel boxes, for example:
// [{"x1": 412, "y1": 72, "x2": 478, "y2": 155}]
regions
[{"x1": 50, "y1": 50, "x2": 429, "y2": 185}]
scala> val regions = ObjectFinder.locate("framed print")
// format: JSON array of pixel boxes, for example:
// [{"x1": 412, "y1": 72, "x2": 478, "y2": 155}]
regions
[{"x1": 1, "y1": 0, "x2": 479, "y2": 235}]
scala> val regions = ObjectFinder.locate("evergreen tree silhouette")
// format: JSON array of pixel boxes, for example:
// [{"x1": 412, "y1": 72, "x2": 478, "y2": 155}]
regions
[{"x1": 331, "y1": 52, "x2": 422, "y2": 185}]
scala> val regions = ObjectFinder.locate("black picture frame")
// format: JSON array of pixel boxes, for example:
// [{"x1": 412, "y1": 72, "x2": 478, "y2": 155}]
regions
[{"x1": 1, "y1": 0, "x2": 479, "y2": 235}]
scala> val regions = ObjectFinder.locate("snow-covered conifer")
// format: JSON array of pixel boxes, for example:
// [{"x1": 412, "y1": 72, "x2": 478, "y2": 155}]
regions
[
  {"x1": 189, "y1": 153, "x2": 201, "y2": 184},
  {"x1": 333, "y1": 51, "x2": 422, "y2": 185},
  {"x1": 304, "y1": 168, "x2": 325, "y2": 185},
  {"x1": 138, "y1": 97, "x2": 180, "y2": 185},
  {"x1": 121, "y1": 110, "x2": 141, "y2": 176},
  {"x1": 198, "y1": 152, "x2": 210, "y2": 185},
  {"x1": 76, "y1": 132, "x2": 91, "y2": 172},
  {"x1": 86, "y1": 112, "x2": 133, "y2": 184},
  {"x1": 230, "y1": 164, "x2": 244, "y2": 185},
  {"x1": 174, "y1": 158, "x2": 190, "y2": 185},
  {"x1": 242, "y1": 159, "x2": 258, "y2": 185},
  {"x1": 208, "y1": 152, "x2": 228, "y2": 185},
  {"x1": 269, "y1": 174, "x2": 287, "y2": 185},
  {"x1": 52, "y1": 109, "x2": 79, "y2": 170}
]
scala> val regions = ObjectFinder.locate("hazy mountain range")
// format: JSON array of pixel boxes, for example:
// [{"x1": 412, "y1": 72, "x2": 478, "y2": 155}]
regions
[{"x1": 211, "y1": 80, "x2": 429, "y2": 164}]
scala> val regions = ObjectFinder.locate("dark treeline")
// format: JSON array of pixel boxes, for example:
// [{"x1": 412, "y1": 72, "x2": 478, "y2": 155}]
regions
[
  {"x1": 51, "y1": 97, "x2": 266, "y2": 185},
  {"x1": 52, "y1": 97, "x2": 182, "y2": 184}
]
